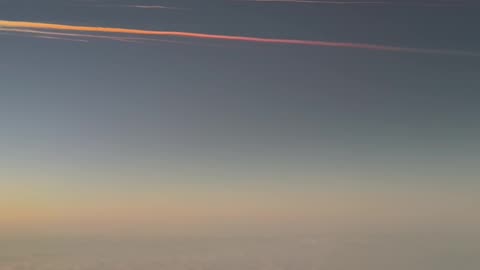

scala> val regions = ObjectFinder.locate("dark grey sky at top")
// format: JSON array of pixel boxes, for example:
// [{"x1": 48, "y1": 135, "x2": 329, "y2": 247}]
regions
[{"x1": 0, "y1": 0, "x2": 479, "y2": 176}]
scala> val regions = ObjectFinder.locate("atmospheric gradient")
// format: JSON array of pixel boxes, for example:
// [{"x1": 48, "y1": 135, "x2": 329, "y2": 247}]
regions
[{"x1": 1, "y1": 0, "x2": 480, "y2": 269}]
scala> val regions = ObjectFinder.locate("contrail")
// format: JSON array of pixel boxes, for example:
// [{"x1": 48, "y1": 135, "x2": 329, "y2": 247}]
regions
[{"x1": 0, "y1": 20, "x2": 478, "y2": 56}]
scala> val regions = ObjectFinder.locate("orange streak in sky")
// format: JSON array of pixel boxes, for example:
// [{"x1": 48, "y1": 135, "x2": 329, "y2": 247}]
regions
[{"x1": 0, "y1": 20, "x2": 479, "y2": 56}]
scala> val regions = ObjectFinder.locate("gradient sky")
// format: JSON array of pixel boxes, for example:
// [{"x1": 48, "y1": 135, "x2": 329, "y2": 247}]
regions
[{"x1": 1, "y1": 0, "x2": 480, "y2": 237}]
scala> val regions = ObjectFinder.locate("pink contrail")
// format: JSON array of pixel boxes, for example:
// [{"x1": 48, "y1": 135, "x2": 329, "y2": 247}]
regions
[{"x1": 0, "y1": 20, "x2": 478, "y2": 56}]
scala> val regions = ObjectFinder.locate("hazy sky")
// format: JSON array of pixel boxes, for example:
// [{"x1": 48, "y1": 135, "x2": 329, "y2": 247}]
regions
[{"x1": 1, "y1": 0, "x2": 479, "y2": 236}]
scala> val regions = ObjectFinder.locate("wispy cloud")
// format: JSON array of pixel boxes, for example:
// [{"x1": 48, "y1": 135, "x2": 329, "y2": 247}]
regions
[
  {"x1": 0, "y1": 27, "x2": 227, "y2": 47},
  {"x1": 92, "y1": 4, "x2": 184, "y2": 10},
  {"x1": 250, "y1": 0, "x2": 395, "y2": 4},
  {"x1": 245, "y1": 0, "x2": 472, "y2": 7},
  {"x1": 123, "y1": 5, "x2": 182, "y2": 9},
  {"x1": 0, "y1": 28, "x2": 141, "y2": 43},
  {"x1": 31, "y1": 35, "x2": 89, "y2": 43},
  {"x1": 1, "y1": 20, "x2": 478, "y2": 56}
]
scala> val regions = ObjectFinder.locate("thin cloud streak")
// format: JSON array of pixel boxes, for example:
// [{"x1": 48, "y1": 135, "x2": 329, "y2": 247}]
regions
[
  {"x1": 247, "y1": 0, "x2": 471, "y2": 7},
  {"x1": 0, "y1": 27, "x2": 222, "y2": 47},
  {"x1": 0, "y1": 28, "x2": 142, "y2": 43},
  {"x1": 251, "y1": 0, "x2": 399, "y2": 4},
  {"x1": 0, "y1": 31, "x2": 87, "y2": 43},
  {"x1": 1, "y1": 20, "x2": 479, "y2": 56},
  {"x1": 124, "y1": 5, "x2": 183, "y2": 10},
  {"x1": 92, "y1": 4, "x2": 185, "y2": 10},
  {"x1": 33, "y1": 35, "x2": 89, "y2": 43}
]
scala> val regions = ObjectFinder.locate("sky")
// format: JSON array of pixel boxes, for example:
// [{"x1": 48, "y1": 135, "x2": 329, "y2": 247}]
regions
[{"x1": 0, "y1": 0, "x2": 480, "y2": 241}]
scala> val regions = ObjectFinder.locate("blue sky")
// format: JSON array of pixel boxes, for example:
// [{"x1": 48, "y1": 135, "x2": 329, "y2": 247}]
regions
[{"x1": 0, "y1": 0, "x2": 479, "y2": 236}]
